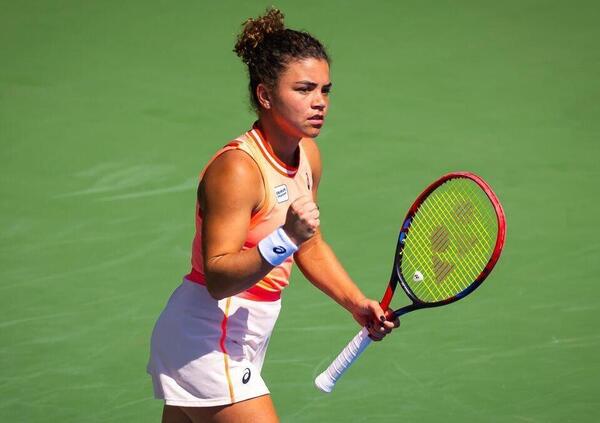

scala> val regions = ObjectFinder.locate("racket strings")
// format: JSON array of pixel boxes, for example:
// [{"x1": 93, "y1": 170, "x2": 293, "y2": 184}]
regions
[
  {"x1": 401, "y1": 178, "x2": 498, "y2": 302},
  {"x1": 418, "y1": 195, "x2": 462, "y2": 298},
  {"x1": 444, "y1": 187, "x2": 495, "y2": 284},
  {"x1": 430, "y1": 181, "x2": 496, "y2": 291},
  {"x1": 420, "y1": 180, "x2": 496, "y2": 298},
  {"x1": 406, "y1": 190, "x2": 466, "y2": 300},
  {"x1": 444, "y1": 186, "x2": 496, "y2": 273}
]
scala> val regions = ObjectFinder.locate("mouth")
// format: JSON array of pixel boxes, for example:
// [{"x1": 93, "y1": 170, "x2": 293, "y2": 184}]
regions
[{"x1": 308, "y1": 115, "x2": 325, "y2": 128}]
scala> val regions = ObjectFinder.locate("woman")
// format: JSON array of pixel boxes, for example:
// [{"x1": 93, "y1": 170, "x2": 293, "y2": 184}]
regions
[{"x1": 148, "y1": 8, "x2": 399, "y2": 423}]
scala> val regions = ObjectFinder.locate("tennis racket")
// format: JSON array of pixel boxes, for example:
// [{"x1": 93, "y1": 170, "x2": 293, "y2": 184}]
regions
[{"x1": 314, "y1": 171, "x2": 506, "y2": 393}]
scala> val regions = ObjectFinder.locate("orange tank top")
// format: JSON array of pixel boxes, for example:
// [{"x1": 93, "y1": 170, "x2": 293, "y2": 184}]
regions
[{"x1": 185, "y1": 124, "x2": 314, "y2": 301}]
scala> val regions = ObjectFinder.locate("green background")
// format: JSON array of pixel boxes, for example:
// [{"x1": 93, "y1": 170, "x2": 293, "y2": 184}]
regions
[{"x1": 2, "y1": 1, "x2": 599, "y2": 421}]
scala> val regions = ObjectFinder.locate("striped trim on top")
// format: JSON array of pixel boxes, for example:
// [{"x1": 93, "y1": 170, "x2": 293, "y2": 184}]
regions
[{"x1": 248, "y1": 128, "x2": 299, "y2": 178}]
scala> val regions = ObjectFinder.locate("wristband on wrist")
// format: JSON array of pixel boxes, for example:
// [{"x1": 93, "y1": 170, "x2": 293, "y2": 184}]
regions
[{"x1": 258, "y1": 227, "x2": 299, "y2": 266}]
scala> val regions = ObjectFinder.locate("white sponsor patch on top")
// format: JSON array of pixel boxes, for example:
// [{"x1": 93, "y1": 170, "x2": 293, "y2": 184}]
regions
[{"x1": 274, "y1": 184, "x2": 289, "y2": 203}]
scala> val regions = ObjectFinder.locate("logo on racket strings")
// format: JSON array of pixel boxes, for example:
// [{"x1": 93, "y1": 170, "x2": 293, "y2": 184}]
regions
[{"x1": 429, "y1": 200, "x2": 478, "y2": 284}]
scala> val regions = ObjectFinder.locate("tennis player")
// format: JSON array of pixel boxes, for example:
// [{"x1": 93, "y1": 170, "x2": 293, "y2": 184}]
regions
[{"x1": 147, "y1": 8, "x2": 399, "y2": 423}]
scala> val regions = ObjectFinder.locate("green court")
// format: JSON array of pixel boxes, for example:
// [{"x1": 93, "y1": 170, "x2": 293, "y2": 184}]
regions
[{"x1": 1, "y1": 1, "x2": 599, "y2": 421}]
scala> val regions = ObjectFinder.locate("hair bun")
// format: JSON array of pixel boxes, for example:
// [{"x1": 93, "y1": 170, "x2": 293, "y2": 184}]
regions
[{"x1": 234, "y1": 7, "x2": 285, "y2": 66}]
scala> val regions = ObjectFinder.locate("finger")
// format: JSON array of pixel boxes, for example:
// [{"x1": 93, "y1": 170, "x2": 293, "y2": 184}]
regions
[
  {"x1": 384, "y1": 308, "x2": 395, "y2": 321},
  {"x1": 298, "y1": 204, "x2": 318, "y2": 221},
  {"x1": 366, "y1": 323, "x2": 385, "y2": 341},
  {"x1": 368, "y1": 302, "x2": 386, "y2": 323},
  {"x1": 302, "y1": 198, "x2": 317, "y2": 209},
  {"x1": 378, "y1": 321, "x2": 393, "y2": 334},
  {"x1": 369, "y1": 320, "x2": 389, "y2": 336},
  {"x1": 369, "y1": 331, "x2": 385, "y2": 341},
  {"x1": 303, "y1": 220, "x2": 318, "y2": 233},
  {"x1": 302, "y1": 203, "x2": 319, "y2": 217},
  {"x1": 293, "y1": 195, "x2": 311, "y2": 204},
  {"x1": 382, "y1": 320, "x2": 395, "y2": 330},
  {"x1": 302, "y1": 208, "x2": 319, "y2": 221},
  {"x1": 291, "y1": 196, "x2": 313, "y2": 210}
]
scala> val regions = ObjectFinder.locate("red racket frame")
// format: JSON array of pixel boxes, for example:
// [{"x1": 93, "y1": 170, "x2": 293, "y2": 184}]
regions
[{"x1": 380, "y1": 172, "x2": 507, "y2": 318}]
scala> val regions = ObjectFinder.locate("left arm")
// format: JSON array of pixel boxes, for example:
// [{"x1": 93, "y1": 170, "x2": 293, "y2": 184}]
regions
[{"x1": 295, "y1": 139, "x2": 399, "y2": 340}]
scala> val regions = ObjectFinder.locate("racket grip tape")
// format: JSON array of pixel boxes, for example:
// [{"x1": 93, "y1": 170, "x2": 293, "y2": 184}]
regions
[{"x1": 314, "y1": 326, "x2": 372, "y2": 393}]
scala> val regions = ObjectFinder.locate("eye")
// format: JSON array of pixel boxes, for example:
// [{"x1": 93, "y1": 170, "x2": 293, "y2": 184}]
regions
[{"x1": 295, "y1": 86, "x2": 311, "y2": 93}]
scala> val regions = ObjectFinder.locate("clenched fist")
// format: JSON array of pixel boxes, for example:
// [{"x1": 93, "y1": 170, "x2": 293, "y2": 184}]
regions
[{"x1": 282, "y1": 196, "x2": 320, "y2": 245}]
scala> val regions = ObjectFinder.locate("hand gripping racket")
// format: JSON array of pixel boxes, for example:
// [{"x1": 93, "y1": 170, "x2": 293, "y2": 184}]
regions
[{"x1": 314, "y1": 172, "x2": 506, "y2": 393}]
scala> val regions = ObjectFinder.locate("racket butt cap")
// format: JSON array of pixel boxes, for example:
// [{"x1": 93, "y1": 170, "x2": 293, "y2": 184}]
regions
[{"x1": 314, "y1": 372, "x2": 335, "y2": 393}]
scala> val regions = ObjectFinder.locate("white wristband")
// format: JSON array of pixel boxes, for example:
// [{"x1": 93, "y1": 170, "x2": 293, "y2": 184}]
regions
[{"x1": 258, "y1": 227, "x2": 299, "y2": 266}]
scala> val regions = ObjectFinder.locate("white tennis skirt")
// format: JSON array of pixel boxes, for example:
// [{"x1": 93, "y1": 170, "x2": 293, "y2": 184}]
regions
[{"x1": 147, "y1": 279, "x2": 281, "y2": 407}]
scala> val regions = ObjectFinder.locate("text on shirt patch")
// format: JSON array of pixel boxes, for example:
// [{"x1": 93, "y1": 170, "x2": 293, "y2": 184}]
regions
[{"x1": 274, "y1": 184, "x2": 289, "y2": 203}]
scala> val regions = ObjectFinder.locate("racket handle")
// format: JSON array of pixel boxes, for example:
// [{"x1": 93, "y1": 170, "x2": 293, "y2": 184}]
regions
[{"x1": 314, "y1": 327, "x2": 372, "y2": 393}]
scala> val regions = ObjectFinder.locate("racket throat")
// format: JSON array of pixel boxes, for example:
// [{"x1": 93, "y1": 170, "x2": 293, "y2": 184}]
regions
[
  {"x1": 380, "y1": 284, "x2": 396, "y2": 310},
  {"x1": 393, "y1": 303, "x2": 420, "y2": 318}
]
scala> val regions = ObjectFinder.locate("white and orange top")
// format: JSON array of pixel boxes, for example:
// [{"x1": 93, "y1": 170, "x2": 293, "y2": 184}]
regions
[{"x1": 185, "y1": 124, "x2": 314, "y2": 301}]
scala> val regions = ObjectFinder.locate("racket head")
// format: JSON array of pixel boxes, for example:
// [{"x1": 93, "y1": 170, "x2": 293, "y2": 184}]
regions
[{"x1": 392, "y1": 172, "x2": 506, "y2": 310}]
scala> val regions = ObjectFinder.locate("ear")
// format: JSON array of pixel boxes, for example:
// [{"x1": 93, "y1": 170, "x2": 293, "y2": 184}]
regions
[{"x1": 256, "y1": 83, "x2": 271, "y2": 110}]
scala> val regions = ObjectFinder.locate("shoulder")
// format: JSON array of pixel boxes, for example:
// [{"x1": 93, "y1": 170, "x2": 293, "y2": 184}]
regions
[
  {"x1": 203, "y1": 148, "x2": 261, "y2": 184},
  {"x1": 200, "y1": 148, "x2": 263, "y2": 209}
]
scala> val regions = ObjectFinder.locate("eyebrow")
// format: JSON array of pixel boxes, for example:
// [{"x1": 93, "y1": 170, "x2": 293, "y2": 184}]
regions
[{"x1": 295, "y1": 81, "x2": 333, "y2": 89}]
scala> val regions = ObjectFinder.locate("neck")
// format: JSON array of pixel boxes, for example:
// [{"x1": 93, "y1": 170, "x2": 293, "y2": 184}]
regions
[{"x1": 256, "y1": 115, "x2": 301, "y2": 167}]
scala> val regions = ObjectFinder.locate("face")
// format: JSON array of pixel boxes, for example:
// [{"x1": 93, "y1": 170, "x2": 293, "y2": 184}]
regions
[{"x1": 264, "y1": 58, "x2": 331, "y2": 139}]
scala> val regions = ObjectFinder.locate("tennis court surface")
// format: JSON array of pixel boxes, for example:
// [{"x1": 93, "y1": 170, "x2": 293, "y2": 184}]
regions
[{"x1": 1, "y1": 1, "x2": 599, "y2": 421}]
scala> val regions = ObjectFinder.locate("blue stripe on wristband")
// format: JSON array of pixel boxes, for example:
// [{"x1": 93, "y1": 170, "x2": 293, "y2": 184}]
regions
[{"x1": 258, "y1": 227, "x2": 299, "y2": 266}]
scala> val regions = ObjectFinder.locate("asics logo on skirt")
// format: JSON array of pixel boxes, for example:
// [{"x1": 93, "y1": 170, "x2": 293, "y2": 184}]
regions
[{"x1": 242, "y1": 368, "x2": 251, "y2": 384}]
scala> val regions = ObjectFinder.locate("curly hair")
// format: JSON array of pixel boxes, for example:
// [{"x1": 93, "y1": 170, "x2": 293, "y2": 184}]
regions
[{"x1": 233, "y1": 7, "x2": 330, "y2": 111}]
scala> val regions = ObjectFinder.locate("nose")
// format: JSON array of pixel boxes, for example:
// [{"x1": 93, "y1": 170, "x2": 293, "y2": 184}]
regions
[{"x1": 311, "y1": 91, "x2": 327, "y2": 111}]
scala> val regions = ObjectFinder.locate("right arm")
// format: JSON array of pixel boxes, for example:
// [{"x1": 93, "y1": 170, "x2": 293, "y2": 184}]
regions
[
  {"x1": 200, "y1": 150, "x2": 318, "y2": 300},
  {"x1": 200, "y1": 150, "x2": 272, "y2": 300}
]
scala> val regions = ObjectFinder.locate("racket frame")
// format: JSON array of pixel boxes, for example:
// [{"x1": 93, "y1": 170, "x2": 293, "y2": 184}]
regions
[{"x1": 381, "y1": 171, "x2": 507, "y2": 317}]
